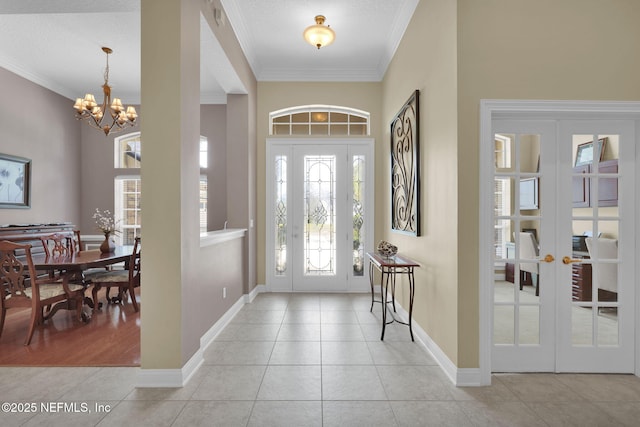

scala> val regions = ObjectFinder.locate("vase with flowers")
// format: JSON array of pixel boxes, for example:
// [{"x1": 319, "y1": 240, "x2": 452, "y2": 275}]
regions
[{"x1": 93, "y1": 208, "x2": 120, "y2": 253}]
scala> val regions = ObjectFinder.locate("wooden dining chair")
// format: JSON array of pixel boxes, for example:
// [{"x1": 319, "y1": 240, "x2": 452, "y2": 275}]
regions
[
  {"x1": 40, "y1": 232, "x2": 75, "y2": 258},
  {"x1": 39, "y1": 232, "x2": 76, "y2": 281},
  {"x1": 0, "y1": 240, "x2": 86, "y2": 345},
  {"x1": 90, "y1": 237, "x2": 141, "y2": 312}
]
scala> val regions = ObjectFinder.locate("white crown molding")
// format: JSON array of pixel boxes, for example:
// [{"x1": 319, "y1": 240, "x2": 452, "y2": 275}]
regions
[
  {"x1": 376, "y1": 0, "x2": 419, "y2": 79},
  {"x1": 220, "y1": 0, "x2": 259, "y2": 78},
  {"x1": 257, "y1": 66, "x2": 382, "y2": 82},
  {"x1": 0, "y1": 54, "x2": 76, "y2": 100}
]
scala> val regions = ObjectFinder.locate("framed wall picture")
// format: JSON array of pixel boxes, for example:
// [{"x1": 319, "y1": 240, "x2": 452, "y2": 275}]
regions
[
  {"x1": 575, "y1": 137, "x2": 607, "y2": 166},
  {"x1": 390, "y1": 90, "x2": 420, "y2": 236},
  {"x1": 0, "y1": 153, "x2": 31, "y2": 208}
]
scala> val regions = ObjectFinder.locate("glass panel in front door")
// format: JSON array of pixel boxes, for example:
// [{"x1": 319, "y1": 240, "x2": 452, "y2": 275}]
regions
[{"x1": 303, "y1": 155, "x2": 337, "y2": 276}]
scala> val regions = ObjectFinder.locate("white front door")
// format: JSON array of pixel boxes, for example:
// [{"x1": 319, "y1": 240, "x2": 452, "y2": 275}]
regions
[
  {"x1": 491, "y1": 118, "x2": 636, "y2": 373},
  {"x1": 266, "y1": 139, "x2": 374, "y2": 292}
]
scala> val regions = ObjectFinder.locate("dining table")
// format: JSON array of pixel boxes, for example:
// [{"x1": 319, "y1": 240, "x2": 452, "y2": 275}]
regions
[{"x1": 30, "y1": 246, "x2": 134, "y2": 322}]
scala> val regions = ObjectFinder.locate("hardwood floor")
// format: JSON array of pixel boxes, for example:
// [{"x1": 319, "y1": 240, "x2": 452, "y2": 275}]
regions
[{"x1": 0, "y1": 288, "x2": 140, "y2": 366}]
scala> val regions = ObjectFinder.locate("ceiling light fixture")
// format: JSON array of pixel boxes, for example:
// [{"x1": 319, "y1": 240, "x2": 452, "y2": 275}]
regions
[
  {"x1": 73, "y1": 47, "x2": 138, "y2": 136},
  {"x1": 303, "y1": 15, "x2": 335, "y2": 49}
]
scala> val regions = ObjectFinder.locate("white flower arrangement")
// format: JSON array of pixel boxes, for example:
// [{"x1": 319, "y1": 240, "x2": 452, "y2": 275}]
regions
[{"x1": 93, "y1": 208, "x2": 120, "y2": 235}]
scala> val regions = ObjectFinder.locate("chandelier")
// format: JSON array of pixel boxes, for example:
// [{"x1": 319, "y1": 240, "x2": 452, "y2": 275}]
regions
[
  {"x1": 73, "y1": 47, "x2": 138, "y2": 136},
  {"x1": 303, "y1": 15, "x2": 335, "y2": 49}
]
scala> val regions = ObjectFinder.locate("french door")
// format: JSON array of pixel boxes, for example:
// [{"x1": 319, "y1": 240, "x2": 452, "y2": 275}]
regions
[
  {"x1": 491, "y1": 118, "x2": 636, "y2": 373},
  {"x1": 266, "y1": 139, "x2": 374, "y2": 292}
]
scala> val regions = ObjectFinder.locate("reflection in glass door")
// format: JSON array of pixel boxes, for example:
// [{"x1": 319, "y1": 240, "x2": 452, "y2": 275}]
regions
[
  {"x1": 556, "y1": 121, "x2": 635, "y2": 372},
  {"x1": 491, "y1": 118, "x2": 635, "y2": 373},
  {"x1": 492, "y1": 121, "x2": 556, "y2": 372}
]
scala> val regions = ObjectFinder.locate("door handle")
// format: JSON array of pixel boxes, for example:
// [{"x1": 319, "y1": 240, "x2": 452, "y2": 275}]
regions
[
  {"x1": 542, "y1": 254, "x2": 555, "y2": 263},
  {"x1": 562, "y1": 256, "x2": 582, "y2": 265}
]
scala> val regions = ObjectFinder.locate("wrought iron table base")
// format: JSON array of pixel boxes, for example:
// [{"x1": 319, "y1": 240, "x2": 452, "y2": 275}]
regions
[{"x1": 367, "y1": 253, "x2": 419, "y2": 341}]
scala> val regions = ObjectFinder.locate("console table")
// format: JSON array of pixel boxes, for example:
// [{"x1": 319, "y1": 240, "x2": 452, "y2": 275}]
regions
[{"x1": 367, "y1": 252, "x2": 420, "y2": 341}]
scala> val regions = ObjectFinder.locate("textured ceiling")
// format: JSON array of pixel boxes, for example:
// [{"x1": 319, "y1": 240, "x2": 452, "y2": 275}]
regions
[{"x1": 0, "y1": 0, "x2": 417, "y2": 104}]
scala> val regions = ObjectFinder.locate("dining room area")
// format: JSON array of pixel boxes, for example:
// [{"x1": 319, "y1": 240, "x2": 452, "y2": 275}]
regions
[{"x1": 0, "y1": 223, "x2": 141, "y2": 366}]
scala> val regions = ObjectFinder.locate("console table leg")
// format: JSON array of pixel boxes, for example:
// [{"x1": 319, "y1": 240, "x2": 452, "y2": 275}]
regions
[
  {"x1": 381, "y1": 270, "x2": 390, "y2": 340},
  {"x1": 408, "y1": 268, "x2": 415, "y2": 341},
  {"x1": 369, "y1": 261, "x2": 375, "y2": 312}
]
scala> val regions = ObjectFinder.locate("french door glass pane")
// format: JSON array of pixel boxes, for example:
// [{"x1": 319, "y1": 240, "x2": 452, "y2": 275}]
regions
[
  {"x1": 274, "y1": 155, "x2": 287, "y2": 276},
  {"x1": 493, "y1": 132, "x2": 542, "y2": 346},
  {"x1": 569, "y1": 133, "x2": 620, "y2": 348},
  {"x1": 304, "y1": 155, "x2": 336, "y2": 276}
]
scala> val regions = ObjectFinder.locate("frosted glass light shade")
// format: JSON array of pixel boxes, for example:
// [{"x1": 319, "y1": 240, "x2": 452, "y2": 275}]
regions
[{"x1": 303, "y1": 15, "x2": 335, "y2": 49}]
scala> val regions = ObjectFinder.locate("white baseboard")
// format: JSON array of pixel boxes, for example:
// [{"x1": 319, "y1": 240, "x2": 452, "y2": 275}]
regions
[
  {"x1": 136, "y1": 292, "x2": 248, "y2": 388},
  {"x1": 393, "y1": 302, "x2": 482, "y2": 387},
  {"x1": 245, "y1": 284, "x2": 266, "y2": 303},
  {"x1": 136, "y1": 353, "x2": 204, "y2": 388}
]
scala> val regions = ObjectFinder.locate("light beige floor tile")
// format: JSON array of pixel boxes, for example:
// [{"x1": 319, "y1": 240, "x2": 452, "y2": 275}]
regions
[
  {"x1": 282, "y1": 310, "x2": 321, "y2": 324},
  {"x1": 323, "y1": 401, "x2": 398, "y2": 427},
  {"x1": 212, "y1": 322, "x2": 242, "y2": 341},
  {"x1": 528, "y1": 401, "x2": 627, "y2": 427},
  {"x1": 320, "y1": 310, "x2": 359, "y2": 324},
  {"x1": 277, "y1": 323, "x2": 321, "y2": 341},
  {"x1": 367, "y1": 341, "x2": 435, "y2": 365},
  {"x1": 458, "y1": 401, "x2": 548, "y2": 427},
  {"x1": 172, "y1": 401, "x2": 253, "y2": 427},
  {"x1": 555, "y1": 373, "x2": 640, "y2": 401},
  {"x1": 593, "y1": 401, "x2": 640, "y2": 427},
  {"x1": 210, "y1": 341, "x2": 275, "y2": 365},
  {"x1": 244, "y1": 295, "x2": 290, "y2": 311},
  {"x1": 60, "y1": 367, "x2": 138, "y2": 401},
  {"x1": 95, "y1": 400, "x2": 185, "y2": 427},
  {"x1": 269, "y1": 341, "x2": 321, "y2": 365},
  {"x1": 0, "y1": 367, "x2": 98, "y2": 402},
  {"x1": 390, "y1": 401, "x2": 474, "y2": 427},
  {"x1": 321, "y1": 341, "x2": 374, "y2": 365},
  {"x1": 231, "y1": 324, "x2": 281, "y2": 341},
  {"x1": 232, "y1": 310, "x2": 285, "y2": 324},
  {"x1": 319, "y1": 295, "x2": 354, "y2": 310},
  {"x1": 497, "y1": 373, "x2": 587, "y2": 402},
  {"x1": 322, "y1": 365, "x2": 387, "y2": 400},
  {"x1": 248, "y1": 401, "x2": 322, "y2": 427},
  {"x1": 202, "y1": 341, "x2": 228, "y2": 362},
  {"x1": 378, "y1": 365, "x2": 455, "y2": 400},
  {"x1": 321, "y1": 323, "x2": 365, "y2": 341},
  {"x1": 287, "y1": 296, "x2": 321, "y2": 310},
  {"x1": 257, "y1": 365, "x2": 321, "y2": 400},
  {"x1": 0, "y1": 409, "x2": 38, "y2": 427},
  {"x1": 191, "y1": 365, "x2": 266, "y2": 400},
  {"x1": 20, "y1": 401, "x2": 118, "y2": 427},
  {"x1": 355, "y1": 309, "x2": 383, "y2": 324}
]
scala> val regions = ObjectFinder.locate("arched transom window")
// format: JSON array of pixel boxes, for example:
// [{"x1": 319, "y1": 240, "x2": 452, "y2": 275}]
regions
[{"x1": 269, "y1": 105, "x2": 370, "y2": 136}]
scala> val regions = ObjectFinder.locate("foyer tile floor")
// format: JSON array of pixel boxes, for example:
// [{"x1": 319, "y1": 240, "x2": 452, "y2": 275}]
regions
[{"x1": 2, "y1": 292, "x2": 640, "y2": 426}]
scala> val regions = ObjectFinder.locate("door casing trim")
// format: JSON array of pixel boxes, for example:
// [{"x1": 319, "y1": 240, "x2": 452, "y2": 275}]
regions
[{"x1": 479, "y1": 100, "x2": 640, "y2": 385}]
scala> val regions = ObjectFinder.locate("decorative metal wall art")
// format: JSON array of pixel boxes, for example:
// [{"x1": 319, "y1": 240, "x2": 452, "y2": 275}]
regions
[{"x1": 390, "y1": 90, "x2": 420, "y2": 235}]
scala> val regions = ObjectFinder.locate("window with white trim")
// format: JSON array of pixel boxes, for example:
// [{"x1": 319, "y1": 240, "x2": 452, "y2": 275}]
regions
[
  {"x1": 113, "y1": 133, "x2": 209, "y2": 244},
  {"x1": 269, "y1": 105, "x2": 370, "y2": 136}
]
